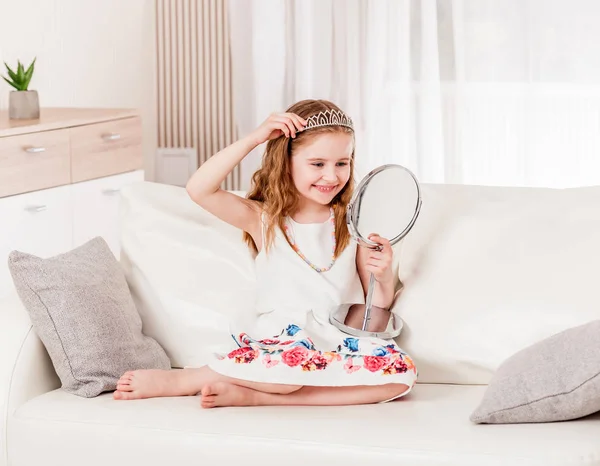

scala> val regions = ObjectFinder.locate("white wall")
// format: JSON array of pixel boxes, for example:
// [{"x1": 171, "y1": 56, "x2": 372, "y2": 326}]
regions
[{"x1": 0, "y1": 0, "x2": 157, "y2": 180}]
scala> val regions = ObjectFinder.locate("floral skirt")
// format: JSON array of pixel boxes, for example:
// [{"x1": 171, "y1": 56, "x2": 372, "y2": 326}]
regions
[{"x1": 208, "y1": 319, "x2": 418, "y2": 395}]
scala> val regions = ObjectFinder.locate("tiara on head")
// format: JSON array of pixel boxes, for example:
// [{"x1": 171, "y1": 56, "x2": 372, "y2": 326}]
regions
[{"x1": 301, "y1": 109, "x2": 354, "y2": 132}]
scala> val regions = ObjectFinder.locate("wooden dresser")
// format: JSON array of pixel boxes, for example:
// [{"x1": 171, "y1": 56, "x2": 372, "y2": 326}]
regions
[{"x1": 0, "y1": 108, "x2": 145, "y2": 299}]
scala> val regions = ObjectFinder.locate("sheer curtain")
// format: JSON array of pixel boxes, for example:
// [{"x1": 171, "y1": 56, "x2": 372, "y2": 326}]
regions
[{"x1": 228, "y1": 0, "x2": 600, "y2": 189}]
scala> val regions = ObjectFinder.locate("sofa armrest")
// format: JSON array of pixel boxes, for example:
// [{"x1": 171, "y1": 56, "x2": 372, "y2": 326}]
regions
[{"x1": 0, "y1": 291, "x2": 60, "y2": 466}]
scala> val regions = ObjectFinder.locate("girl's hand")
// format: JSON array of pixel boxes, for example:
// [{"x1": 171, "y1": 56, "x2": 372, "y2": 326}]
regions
[
  {"x1": 365, "y1": 234, "x2": 394, "y2": 283},
  {"x1": 249, "y1": 112, "x2": 307, "y2": 145}
]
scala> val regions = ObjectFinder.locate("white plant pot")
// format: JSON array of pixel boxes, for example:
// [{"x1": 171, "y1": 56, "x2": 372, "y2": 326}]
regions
[{"x1": 9, "y1": 90, "x2": 40, "y2": 120}]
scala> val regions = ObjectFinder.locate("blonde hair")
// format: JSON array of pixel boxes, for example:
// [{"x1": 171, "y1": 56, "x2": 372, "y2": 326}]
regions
[{"x1": 243, "y1": 99, "x2": 356, "y2": 258}]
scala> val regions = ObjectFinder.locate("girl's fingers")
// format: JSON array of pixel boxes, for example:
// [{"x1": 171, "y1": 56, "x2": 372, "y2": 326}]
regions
[
  {"x1": 368, "y1": 262, "x2": 391, "y2": 272},
  {"x1": 367, "y1": 261, "x2": 385, "y2": 268},
  {"x1": 275, "y1": 117, "x2": 297, "y2": 137},
  {"x1": 286, "y1": 112, "x2": 307, "y2": 124},
  {"x1": 369, "y1": 233, "x2": 390, "y2": 246},
  {"x1": 278, "y1": 119, "x2": 296, "y2": 138},
  {"x1": 276, "y1": 123, "x2": 290, "y2": 138},
  {"x1": 368, "y1": 250, "x2": 391, "y2": 261},
  {"x1": 285, "y1": 113, "x2": 307, "y2": 131}
]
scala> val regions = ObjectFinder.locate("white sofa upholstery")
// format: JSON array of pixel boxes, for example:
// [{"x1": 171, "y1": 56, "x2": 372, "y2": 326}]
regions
[{"x1": 2, "y1": 180, "x2": 600, "y2": 466}]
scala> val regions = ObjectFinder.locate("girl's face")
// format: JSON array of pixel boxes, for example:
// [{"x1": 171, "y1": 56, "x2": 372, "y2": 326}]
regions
[{"x1": 290, "y1": 132, "x2": 353, "y2": 208}]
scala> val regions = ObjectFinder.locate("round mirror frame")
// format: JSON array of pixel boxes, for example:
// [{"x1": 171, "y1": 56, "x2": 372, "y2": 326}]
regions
[{"x1": 346, "y1": 164, "x2": 423, "y2": 249}]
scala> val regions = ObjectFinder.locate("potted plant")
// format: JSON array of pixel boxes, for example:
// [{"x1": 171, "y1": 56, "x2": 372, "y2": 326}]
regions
[{"x1": 2, "y1": 58, "x2": 39, "y2": 120}]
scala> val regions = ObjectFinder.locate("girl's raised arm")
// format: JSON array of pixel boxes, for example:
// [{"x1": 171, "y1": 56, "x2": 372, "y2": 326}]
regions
[{"x1": 185, "y1": 113, "x2": 306, "y2": 245}]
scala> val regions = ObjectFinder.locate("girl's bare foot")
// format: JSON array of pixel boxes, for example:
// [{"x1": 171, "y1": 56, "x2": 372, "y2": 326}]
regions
[
  {"x1": 200, "y1": 382, "x2": 258, "y2": 408},
  {"x1": 113, "y1": 369, "x2": 198, "y2": 400}
]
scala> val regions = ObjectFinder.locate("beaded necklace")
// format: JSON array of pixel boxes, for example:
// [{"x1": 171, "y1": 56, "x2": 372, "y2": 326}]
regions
[{"x1": 283, "y1": 208, "x2": 336, "y2": 273}]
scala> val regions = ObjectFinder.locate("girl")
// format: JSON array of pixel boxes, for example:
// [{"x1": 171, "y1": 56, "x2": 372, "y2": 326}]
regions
[{"x1": 114, "y1": 99, "x2": 417, "y2": 407}]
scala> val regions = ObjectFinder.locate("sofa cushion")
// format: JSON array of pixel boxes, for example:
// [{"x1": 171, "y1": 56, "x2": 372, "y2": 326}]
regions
[
  {"x1": 393, "y1": 183, "x2": 600, "y2": 384},
  {"x1": 8, "y1": 237, "x2": 171, "y2": 397},
  {"x1": 9, "y1": 384, "x2": 600, "y2": 466},
  {"x1": 119, "y1": 182, "x2": 258, "y2": 368},
  {"x1": 470, "y1": 319, "x2": 600, "y2": 424}
]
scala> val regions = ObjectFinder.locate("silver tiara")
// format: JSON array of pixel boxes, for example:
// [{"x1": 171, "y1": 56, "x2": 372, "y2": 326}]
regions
[{"x1": 301, "y1": 109, "x2": 354, "y2": 132}]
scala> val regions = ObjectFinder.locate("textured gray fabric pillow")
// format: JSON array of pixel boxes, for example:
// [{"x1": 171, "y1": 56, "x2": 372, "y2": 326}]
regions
[
  {"x1": 8, "y1": 237, "x2": 171, "y2": 398},
  {"x1": 470, "y1": 320, "x2": 600, "y2": 424}
]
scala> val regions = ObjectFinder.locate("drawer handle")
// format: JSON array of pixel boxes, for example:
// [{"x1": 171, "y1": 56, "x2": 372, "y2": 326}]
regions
[
  {"x1": 102, "y1": 133, "x2": 121, "y2": 142},
  {"x1": 24, "y1": 146, "x2": 46, "y2": 154},
  {"x1": 102, "y1": 188, "x2": 121, "y2": 196},
  {"x1": 24, "y1": 205, "x2": 47, "y2": 213}
]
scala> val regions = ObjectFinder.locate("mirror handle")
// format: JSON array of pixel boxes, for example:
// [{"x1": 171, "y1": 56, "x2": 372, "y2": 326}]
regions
[{"x1": 362, "y1": 273, "x2": 377, "y2": 331}]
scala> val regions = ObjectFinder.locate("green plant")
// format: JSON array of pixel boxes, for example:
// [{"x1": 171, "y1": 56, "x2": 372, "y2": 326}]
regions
[{"x1": 2, "y1": 58, "x2": 36, "y2": 91}]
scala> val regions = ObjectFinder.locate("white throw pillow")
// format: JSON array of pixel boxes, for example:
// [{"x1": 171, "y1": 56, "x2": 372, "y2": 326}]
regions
[
  {"x1": 119, "y1": 182, "x2": 257, "y2": 368},
  {"x1": 393, "y1": 183, "x2": 600, "y2": 384}
]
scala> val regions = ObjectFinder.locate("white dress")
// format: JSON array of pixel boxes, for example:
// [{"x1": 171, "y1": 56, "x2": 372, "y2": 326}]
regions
[{"x1": 208, "y1": 213, "x2": 418, "y2": 394}]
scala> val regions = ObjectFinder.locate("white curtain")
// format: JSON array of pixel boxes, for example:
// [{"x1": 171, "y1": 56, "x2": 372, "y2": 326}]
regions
[{"x1": 228, "y1": 0, "x2": 600, "y2": 189}]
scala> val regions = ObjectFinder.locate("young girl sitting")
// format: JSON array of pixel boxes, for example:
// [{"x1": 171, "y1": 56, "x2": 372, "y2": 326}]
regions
[{"x1": 113, "y1": 99, "x2": 418, "y2": 408}]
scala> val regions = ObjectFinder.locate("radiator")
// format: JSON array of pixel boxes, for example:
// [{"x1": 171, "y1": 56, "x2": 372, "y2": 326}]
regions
[{"x1": 156, "y1": 0, "x2": 240, "y2": 190}]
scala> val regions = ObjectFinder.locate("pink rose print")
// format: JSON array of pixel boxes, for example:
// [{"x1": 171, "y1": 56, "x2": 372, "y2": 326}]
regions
[
  {"x1": 363, "y1": 356, "x2": 389, "y2": 373},
  {"x1": 281, "y1": 346, "x2": 310, "y2": 367},
  {"x1": 228, "y1": 347, "x2": 258, "y2": 364},
  {"x1": 301, "y1": 353, "x2": 329, "y2": 372}
]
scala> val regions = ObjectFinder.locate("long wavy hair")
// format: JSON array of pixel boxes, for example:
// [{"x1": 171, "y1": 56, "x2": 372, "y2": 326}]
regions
[{"x1": 243, "y1": 99, "x2": 356, "y2": 258}]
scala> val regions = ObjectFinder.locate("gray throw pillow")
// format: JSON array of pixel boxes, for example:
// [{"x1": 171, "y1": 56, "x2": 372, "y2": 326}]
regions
[
  {"x1": 8, "y1": 236, "x2": 171, "y2": 398},
  {"x1": 470, "y1": 320, "x2": 600, "y2": 424}
]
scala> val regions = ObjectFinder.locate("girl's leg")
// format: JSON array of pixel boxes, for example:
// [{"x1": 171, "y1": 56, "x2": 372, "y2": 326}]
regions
[
  {"x1": 200, "y1": 382, "x2": 411, "y2": 408},
  {"x1": 113, "y1": 366, "x2": 301, "y2": 400}
]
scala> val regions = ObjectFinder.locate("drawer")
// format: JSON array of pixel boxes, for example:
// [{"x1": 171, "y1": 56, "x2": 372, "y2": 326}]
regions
[
  {"x1": 0, "y1": 184, "x2": 73, "y2": 299},
  {"x1": 0, "y1": 129, "x2": 71, "y2": 197},
  {"x1": 70, "y1": 116, "x2": 143, "y2": 182}
]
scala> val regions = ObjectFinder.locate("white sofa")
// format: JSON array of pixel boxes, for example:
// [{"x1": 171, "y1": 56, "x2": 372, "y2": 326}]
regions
[{"x1": 2, "y1": 180, "x2": 600, "y2": 466}]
